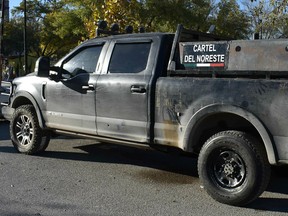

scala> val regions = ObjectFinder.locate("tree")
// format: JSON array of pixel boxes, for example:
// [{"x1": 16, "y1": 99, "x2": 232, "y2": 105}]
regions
[
  {"x1": 64, "y1": 0, "x2": 144, "y2": 38},
  {"x1": 212, "y1": 0, "x2": 251, "y2": 39},
  {"x1": 12, "y1": 0, "x2": 85, "y2": 58},
  {"x1": 3, "y1": 19, "x2": 23, "y2": 57},
  {"x1": 3, "y1": 16, "x2": 41, "y2": 75},
  {"x1": 6, "y1": 0, "x2": 253, "y2": 71},
  {"x1": 65, "y1": 0, "x2": 217, "y2": 34},
  {"x1": 137, "y1": 0, "x2": 216, "y2": 32},
  {"x1": 245, "y1": 0, "x2": 288, "y2": 38},
  {"x1": 40, "y1": 9, "x2": 86, "y2": 58}
]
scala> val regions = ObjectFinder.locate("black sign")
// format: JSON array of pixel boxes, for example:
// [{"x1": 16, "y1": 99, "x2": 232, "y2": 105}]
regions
[{"x1": 181, "y1": 42, "x2": 228, "y2": 68}]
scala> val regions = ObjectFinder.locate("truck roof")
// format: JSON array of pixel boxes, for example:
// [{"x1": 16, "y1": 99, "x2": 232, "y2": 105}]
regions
[{"x1": 85, "y1": 32, "x2": 173, "y2": 44}]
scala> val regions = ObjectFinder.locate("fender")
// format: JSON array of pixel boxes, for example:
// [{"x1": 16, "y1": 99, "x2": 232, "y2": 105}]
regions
[
  {"x1": 11, "y1": 91, "x2": 45, "y2": 129},
  {"x1": 182, "y1": 104, "x2": 277, "y2": 165}
]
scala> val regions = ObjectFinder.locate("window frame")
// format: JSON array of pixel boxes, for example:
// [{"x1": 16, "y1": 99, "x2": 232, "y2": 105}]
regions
[
  {"x1": 61, "y1": 45, "x2": 104, "y2": 76},
  {"x1": 108, "y1": 42, "x2": 152, "y2": 74},
  {"x1": 53, "y1": 41, "x2": 108, "y2": 77},
  {"x1": 102, "y1": 39, "x2": 155, "y2": 76}
]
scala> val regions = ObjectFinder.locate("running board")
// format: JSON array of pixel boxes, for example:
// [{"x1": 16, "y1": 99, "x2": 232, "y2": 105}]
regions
[{"x1": 54, "y1": 129, "x2": 149, "y2": 148}]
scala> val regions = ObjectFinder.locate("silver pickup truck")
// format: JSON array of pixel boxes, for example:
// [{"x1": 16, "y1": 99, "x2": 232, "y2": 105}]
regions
[{"x1": 2, "y1": 24, "x2": 288, "y2": 206}]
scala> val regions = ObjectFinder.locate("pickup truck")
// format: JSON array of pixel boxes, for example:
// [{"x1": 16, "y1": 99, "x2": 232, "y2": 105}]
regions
[{"x1": 2, "y1": 24, "x2": 288, "y2": 206}]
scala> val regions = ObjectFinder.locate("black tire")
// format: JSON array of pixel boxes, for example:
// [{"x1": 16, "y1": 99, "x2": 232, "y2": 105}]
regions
[
  {"x1": 198, "y1": 130, "x2": 271, "y2": 206},
  {"x1": 10, "y1": 105, "x2": 50, "y2": 154}
]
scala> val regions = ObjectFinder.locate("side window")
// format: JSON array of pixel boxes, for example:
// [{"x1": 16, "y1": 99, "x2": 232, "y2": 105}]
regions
[
  {"x1": 63, "y1": 46, "x2": 103, "y2": 75},
  {"x1": 108, "y1": 42, "x2": 151, "y2": 74}
]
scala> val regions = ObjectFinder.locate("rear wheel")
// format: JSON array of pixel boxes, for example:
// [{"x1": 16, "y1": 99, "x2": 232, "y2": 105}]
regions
[
  {"x1": 198, "y1": 130, "x2": 270, "y2": 206},
  {"x1": 10, "y1": 105, "x2": 50, "y2": 154}
]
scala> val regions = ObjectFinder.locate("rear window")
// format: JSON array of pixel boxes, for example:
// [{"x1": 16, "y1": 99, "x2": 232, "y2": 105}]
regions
[{"x1": 108, "y1": 43, "x2": 151, "y2": 74}]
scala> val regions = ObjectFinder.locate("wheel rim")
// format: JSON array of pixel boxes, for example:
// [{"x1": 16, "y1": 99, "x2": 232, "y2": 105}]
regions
[
  {"x1": 212, "y1": 149, "x2": 246, "y2": 189},
  {"x1": 15, "y1": 114, "x2": 34, "y2": 146}
]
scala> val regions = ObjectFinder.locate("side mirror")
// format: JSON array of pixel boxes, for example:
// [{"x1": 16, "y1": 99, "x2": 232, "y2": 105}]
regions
[{"x1": 35, "y1": 56, "x2": 50, "y2": 77}]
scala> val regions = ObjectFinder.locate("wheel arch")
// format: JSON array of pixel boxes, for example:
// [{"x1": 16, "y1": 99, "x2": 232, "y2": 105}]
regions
[
  {"x1": 11, "y1": 92, "x2": 45, "y2": 129},
  {"x1": 183, "y1": 104, "x2": 277, "y2": 165}
]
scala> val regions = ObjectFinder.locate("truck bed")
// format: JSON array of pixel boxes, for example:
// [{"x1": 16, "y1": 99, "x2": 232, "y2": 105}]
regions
[{"x1": 168, "y1": 25, "x2": 288, "y2": 79}]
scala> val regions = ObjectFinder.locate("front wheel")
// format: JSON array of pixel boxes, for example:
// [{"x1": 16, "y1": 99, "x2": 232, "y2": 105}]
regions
[
  {"x1": 10, "y1": 105, "x2": 50, "y2": 154},
  {"x1": 198, "y1": 130, "x2": 271, "y2": 206}
]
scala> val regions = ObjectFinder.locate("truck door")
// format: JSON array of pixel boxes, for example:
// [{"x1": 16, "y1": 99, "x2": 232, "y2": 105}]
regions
[
  {"x1": 96, "y1": 38, "x2": 158, "y2": 142},
  {"x1": 44, "y1": 43, "x2": 106, "y2": 135}
]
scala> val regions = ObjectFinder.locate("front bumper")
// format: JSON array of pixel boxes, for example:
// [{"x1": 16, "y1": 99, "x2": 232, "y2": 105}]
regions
[{"x1": 1, "y1": 106, "x2": 14, "y2": 121}]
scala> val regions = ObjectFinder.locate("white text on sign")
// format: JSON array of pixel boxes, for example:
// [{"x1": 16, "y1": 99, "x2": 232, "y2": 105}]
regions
[
  {"x1": 193, "y1": 44, "x2": 217, "y2": 52},
  {"x1": 184, "y1": 54, "x2": 225, "y2": 63},
  {"x1": 184, "y1": 43, "x2": 225, "y2": 63}
]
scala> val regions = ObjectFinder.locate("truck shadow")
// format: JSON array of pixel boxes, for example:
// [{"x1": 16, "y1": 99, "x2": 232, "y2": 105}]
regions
[
  {"x1": 45, "y1": 142, "x2": 288, "y2": 213},
  {"x1": 247, "y1": 198, "x2": 288, "y2": 213},
  {"x1": 246, "y1": 167, "x2": 288, "y2": 212},
  {"x1": 42, "y1": 140, "x2": 288, "y2": 209},
  {"x1": 48, "y1": 142, "x2": 199, "y2": 178}
]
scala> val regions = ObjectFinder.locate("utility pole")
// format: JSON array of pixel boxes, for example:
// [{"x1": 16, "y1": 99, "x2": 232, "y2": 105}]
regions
[
  {"x1": 24, "y1": 0, "x2": 27, "y2": 74},
  {"x1": 0, "y1": 0, "x2": 5, "y2": 88}
]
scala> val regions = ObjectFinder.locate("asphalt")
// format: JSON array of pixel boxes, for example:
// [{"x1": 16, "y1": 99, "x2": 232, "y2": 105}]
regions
[{"x1": 1, "y1": 121, "x2": 288, "y2": 215}]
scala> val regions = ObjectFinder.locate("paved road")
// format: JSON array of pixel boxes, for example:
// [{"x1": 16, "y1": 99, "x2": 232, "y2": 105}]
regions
[{"x1": 1, "y1": 121, "x2": 288, "y2": 216}]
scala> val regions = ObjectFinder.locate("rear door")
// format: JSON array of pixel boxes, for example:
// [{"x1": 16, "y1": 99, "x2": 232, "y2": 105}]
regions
[{"x1": 96, "y1": 38, "x2": 158, "y2": 142}]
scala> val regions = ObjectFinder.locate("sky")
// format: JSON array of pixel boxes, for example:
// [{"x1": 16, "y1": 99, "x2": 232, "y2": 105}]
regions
[
  {"x1": 10, "y1": 0, "x2": 22, "y2": 10},
  {"x1": 9, "y1": 0, "x2": 22, "y2": 16}
]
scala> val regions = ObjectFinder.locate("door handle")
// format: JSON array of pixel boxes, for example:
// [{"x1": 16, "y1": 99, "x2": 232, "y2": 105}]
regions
[
  {"x1": 131, "y1": 85, "x2": 146, "y2": 94},
  {"x1": 42, "y1": 82, "x2": 47, "y2": 100},
  {"x1": 82, "y1": 84, "x2": 95, "y2": 91}
]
